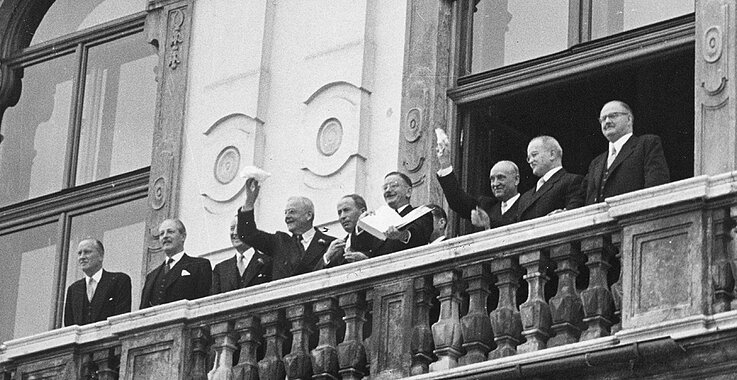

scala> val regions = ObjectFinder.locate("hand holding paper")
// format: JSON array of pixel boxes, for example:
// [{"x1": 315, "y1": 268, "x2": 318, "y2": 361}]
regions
[{"x1": 239, "y1": 166, "x2": 271, "y2": 182}]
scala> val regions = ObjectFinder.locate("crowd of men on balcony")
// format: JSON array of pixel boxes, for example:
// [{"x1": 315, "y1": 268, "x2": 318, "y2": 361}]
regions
[{"x1": 63, "y1": 100, "x2": 670, "y2": 327}]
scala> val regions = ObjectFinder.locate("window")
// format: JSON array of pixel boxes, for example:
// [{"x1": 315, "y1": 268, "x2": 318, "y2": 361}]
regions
[
  {"x1": 466, "y1": 0, "x2": 694, "y2": 74},
  {"x1": 0, "y1": 0, "x2": 154, "y2": 342},
  {"x1": 450, "y1": 1, "x2": 695, "y2": 236}
]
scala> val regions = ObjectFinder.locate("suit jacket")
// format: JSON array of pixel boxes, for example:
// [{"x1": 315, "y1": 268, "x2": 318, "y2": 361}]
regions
[
  {"x1": 64, "y1": 270, "x2": 131, "y2": 326},
  {"x1": 237, "y1": 209, "x2": 336, "y2": 280},
  {"x1": 583, "y1": 134, "x2": 670, "y2": 205},
  {"x1": 211, "y1": 251, "x2": 272, "y2": 294},
  {"x1": 517, "y1": 169, "x2": 584, "y2": 222},
  {"x1": 351, "y1": 204, "x2": 434, "y2": 258},
  {"x1": 437, "y1": 172, "x2": 519, "y2": 229},
  {"x1": 140, "y1": 253, "x2": 212, "y2": 309}
]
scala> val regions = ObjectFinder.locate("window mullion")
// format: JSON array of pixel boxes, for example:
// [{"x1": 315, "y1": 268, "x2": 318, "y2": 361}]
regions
[
  {"x1": 569, "y1": 0, "x2": 592, "y2": 46},
  {"x1": 51, "y1": 212, "x2": 71, "y2": 329},
  {"x1": 63, "y1": 42, "x2": 88, "y2": 189}
]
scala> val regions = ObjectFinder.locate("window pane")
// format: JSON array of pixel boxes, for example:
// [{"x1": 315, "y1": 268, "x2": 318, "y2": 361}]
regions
[
  {"x1": 0, "y1": 55, "x2": 76, "y2": 208},
  {"x1": 31, "y1": 0, "x2": 147, "y2": 45},
  {"x1": 75, "y1": 33, "x2": 157, "y2": 185},
  {"x1": 592, "y1": 0, "x2": 694, "y2": 39},
  {"x1": 472, "y1": 0, "x2": 569, "y2": 73},
  {"x1": 0, "y1": 223, "x2": 59, "y2": 343},
  {"x1": 65, "y1": 197, "x2": 147, "y2": 314}
]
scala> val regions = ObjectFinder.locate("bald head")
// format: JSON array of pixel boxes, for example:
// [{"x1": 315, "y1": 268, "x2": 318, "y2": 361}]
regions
[{"x1": 489, "y1": 160, "x2": 520, "y2": 201}]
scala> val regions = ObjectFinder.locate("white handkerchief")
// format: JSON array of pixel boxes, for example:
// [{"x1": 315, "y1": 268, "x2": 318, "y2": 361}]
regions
[
  {"x1": 239, "y1": 166, "x2": 271, "y2": 182},
  {"x1": 435, "y1": 128, "x2": 450, "y2": 150},
  {"x1": 181, "y1": 269, "x2": 191, "y2": 276}
]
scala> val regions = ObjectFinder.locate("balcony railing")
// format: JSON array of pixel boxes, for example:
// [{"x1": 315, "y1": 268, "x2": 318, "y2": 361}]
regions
[{"x1": 2, "y1": 172, "x2": 737, "y2": 379}]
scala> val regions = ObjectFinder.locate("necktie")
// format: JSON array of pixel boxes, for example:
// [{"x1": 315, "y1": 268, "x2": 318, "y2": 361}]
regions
[
  {"x1": 237, "y1": 253, "x2": 246, "y2": 276},
  {"x1": 536, "y1": 177, "x2": 546, "y2": 192},
  {"x1": 87, "y1": 278, "x2": 96, "y2": 302},
  {"x1": 607, "y1": 146, "x2": 617, "y2": 168},
  {"x1": 164, "y1": 257, "x2": 174, "y2": 275},
  {"x1": 294, "y1": 234, "x2": 305, "y2": 256}
]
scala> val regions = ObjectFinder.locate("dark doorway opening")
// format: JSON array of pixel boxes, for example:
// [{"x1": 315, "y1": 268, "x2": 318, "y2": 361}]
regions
[{"x1": 457, "y1": 45, "x2": 694, "y2": 234}]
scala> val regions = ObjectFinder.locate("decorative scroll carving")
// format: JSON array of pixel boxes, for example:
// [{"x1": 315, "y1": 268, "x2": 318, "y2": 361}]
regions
[
  {"x1": 167, "y1": 9, "x2": 185, "y2": 70},
  {"x1": 548, "y1": 242, "x2": 584, "y2": 347},
  {"x1": 488, "y1": 257, "x2": 522, "y2": 359},
  {"x1": 459, "y1": 263, "x2": 493, "y2": 365},
  {"x1": 150, "y1": 176, "x2": 167, "y2": 210},
  {"x1": 699, "y1": 3, "x2": 729, "y2": 96},
  {"x1": 233, "y1": 316, "x2": 261, "y2": 380},
  {"x1": 317, "y1": 118, "x2": 343, "y2": 157},
  {"x1": 258, "y1": 311, "x2": 286, "y2": 380},
  {"x1": 404, "y1": 108, "x2": 422, "y2": 143},
  {"x1": 338, "y1": 292, "x2": 367, "y2": 380},
  {"x1": 311, "y1": 298, "x2": 340, "y2": 380},
  {"x1": 410, "y1": 277, "x2": 435, "y2": 375},
  {"x1": 284, "y1": 304, "x2": 313, "y2": 379},
  {"x1": 703, "y1": 26, "x2": 723, "y2": 63},
  {"x1": 518, "y1": 250, "x2": 552, "y2": 353},
  {"x1": 430, "y1": 271, "x2": 463, "y2": 371},
  {"x1": 214, "y1": 146, "x2": 240, "y2": 185}
]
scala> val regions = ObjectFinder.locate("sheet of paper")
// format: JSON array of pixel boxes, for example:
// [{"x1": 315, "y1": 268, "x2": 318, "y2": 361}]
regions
[{"x1": 239, "y1": 166, "x2": 271, "y2": 182}]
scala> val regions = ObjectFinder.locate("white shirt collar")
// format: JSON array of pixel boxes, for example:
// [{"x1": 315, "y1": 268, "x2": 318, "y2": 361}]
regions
[
  {"x1": 299, "y1": 227, "x2": 316, "y2": 249},
  {"x1": 86, "y1": 268, "x2": 103, "y2": 284},
  {"x1": 237, "y1": 247, "x2": 255, "y2": 264},
  {"x1": 431, "y1": 235, "x2": 446, "y2": 244},
  {"x1": 396, "y1": 204, "x2": 410, "y2": 214},
  {"x1": 609, "y1": 132, "x2": 633, "y2": 155},
  {"x1": 541, "y1": 166, "x2": 563, "y2": 183},
  {"x1": 501, "y1": 193, "x2": 520, "y2": 214},
  {"x1": 166, "y1": 250, "x2": 185, "y2": 268}
]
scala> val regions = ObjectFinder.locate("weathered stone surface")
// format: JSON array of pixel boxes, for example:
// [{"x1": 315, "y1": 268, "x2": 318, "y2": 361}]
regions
[{"x1": 460, "y1": 264, "x2": 493, "y2": 365}]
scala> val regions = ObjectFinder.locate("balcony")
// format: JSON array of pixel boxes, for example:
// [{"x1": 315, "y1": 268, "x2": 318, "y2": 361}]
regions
[{"x1": 3, "y1": 172, "x2": 737, "y2": 379}]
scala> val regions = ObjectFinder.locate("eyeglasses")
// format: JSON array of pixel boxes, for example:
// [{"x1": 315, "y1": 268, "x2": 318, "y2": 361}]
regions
[{"x1": 598, "y1": 112, "x2": 629, "y2": 123}]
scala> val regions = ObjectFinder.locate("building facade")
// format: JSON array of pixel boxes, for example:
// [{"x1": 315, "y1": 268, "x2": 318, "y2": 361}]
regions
[{"x1": 2, "y1": 0, "x2": 737, "y2": 379}]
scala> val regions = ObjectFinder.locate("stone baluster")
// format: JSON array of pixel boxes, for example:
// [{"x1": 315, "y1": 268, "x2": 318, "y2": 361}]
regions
[
  {"x1": 312, "y1": 298, "x2": 340, "y2": 380},
  {"x1": 459, "y1": 264, "x2": 493, "y2": 365},
  {"x1": 208, "y1": 321, "x2": 238, "y2": 380},
  {"x1": 363, "y1": 288, "x2": 374, "y2": 378},
  {"x1": 187, "y1": 327, "x2": 210, "y2": 380},
  {"x1": 488, "y1": 257, "x2": 522, "y2": 359},
  {"x1": 721, "y1": 206, "x2": 737, "y2": 312},
  {"x1": 258, "y1": 310, "x2": 286, "y2": 380},
  {"x1": 548, "y1": 242, "x2": 584, "y2": 347},
  {"x1": 580, "y1": 236, "x2": 614, "y2": 340},
  {"x1": 609, "y1": 232, "x2": 625, "y2": 333},
  {"x1": 233, "y1": 316, "x2": 261, "y2": 380},
  {"x1": 80, "y1": 353, "x2": 95, "y2": 379},
  {"x1": 338, "y1": 293, "x2": 367, "y2": 380},
  {"x1": 284, "y1": 304, "x2": 313, "y2": 379},
  {"x1": 410, "y1": 277, "x2": 436, "y2": 375},
  {"x1": 518, "y1": 250, "x2": 552, "y2": 353},
  {"x1": 430, "y1": 270, "x2": 463, "y2": 371},
  {"x1": 92, "y1": 346, "x2": 121, "y2": 380}
]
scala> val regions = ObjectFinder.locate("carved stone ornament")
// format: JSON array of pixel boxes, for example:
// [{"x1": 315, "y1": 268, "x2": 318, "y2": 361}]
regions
[
  {"x1": 150, "y1": 176, "x2": 167, "y2": 210},
  {"x1": 317, "y1": 118, "x2": 343, "y2": 157},
  {"x1": 168, "y1": 9, "x2": 185, "y2": 70},
  {"x1": 703, "y1": 26, "x2": 723, "y2": 63},
  {"x1": 213, "y1": 146, "x2": 241, "y2": 184},
  {"x1": 404, "y1": 108, "x2": 422, "y2": 143}
]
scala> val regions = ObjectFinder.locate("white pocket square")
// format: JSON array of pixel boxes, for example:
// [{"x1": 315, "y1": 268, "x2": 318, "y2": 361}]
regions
[
  {"x1": 181, "y1": 269, "x2": 191, "y2": 276},
  {"x1": 108, "y1": 298, "x2": 114, "y2": 301}
]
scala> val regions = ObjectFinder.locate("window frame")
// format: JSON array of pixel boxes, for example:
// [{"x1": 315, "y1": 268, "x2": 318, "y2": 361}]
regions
[{"x1": 0, "y1": 8, "x2": 153, "y2": 334}]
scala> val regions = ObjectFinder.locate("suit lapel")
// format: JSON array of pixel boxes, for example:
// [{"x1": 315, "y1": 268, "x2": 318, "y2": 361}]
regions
[
  {"x1": 607, "y1": 135, "x2": 637, "y2": 174},
  {"x1": 89, "y1": 270, "x2": 111, "y2": 319},
  {"x1": 162, "y1": 254, "x2": 190, "y2": 290},
  {"x1": 72, "y1": 280, "x2": 86, "y2": 322},
  {"x1": 241, "y1": 251, "x2": 266, "y2": 286},
  {"x1": 303, "y1": 229, "x2": 327, "y2": 266},
  {"x1": 521, "y1": 170, "x2": 565, "y2": 213},
  {"x1": 223, "y1": 256, "x2": 240, "y2": 291}
]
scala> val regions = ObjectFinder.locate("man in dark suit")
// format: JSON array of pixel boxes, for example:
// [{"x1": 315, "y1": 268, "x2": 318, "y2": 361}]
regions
[
  {"x1": 211, "y1": 217, "x2": 272, "y2": 294},
  {"x1": 322, "y1": 194, "x2": 371, "y2": 267},
  {"x1": 64, "y1": 239, "x2": 131, "y2": 326},
  {"x1": 352, "y1": 172, "x2": 433, "y2": 257},
  {"x1": 140, "y1": 219, "x2": 212, "y2": 309},
  {"x1": 428, "y1": 204, "x2": 448, "y2": 243},
  {"x1": 583, "y1": 100, "x2": 670, "y2": 205},
  {"x1": 516, "y1": 135, "x2": 584, "y2": 221},
  {"x1": 237, "y1": 178, "x2": 336, "y2": 280},
  {"x1": 436, "y1": 140, "x2": 521, "y2": 230}
]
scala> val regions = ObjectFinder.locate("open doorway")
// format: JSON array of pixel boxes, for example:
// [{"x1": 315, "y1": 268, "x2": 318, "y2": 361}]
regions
[{"x1": 456, "y1": 45, "x2": 694, "y2": 235}]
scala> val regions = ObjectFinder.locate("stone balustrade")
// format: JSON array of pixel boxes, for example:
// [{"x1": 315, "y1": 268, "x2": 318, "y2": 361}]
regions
[{"x1": 3, "y1": 172, "x2": 737, "y2": 379}]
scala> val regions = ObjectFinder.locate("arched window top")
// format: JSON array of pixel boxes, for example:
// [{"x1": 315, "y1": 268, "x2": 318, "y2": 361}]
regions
[{"x1": 30, "y1": 0, "x2": 146, "y2": 45}]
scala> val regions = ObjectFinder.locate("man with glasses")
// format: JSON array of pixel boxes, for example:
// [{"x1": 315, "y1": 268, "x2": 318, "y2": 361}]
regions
[
  {"x1": 582, "y1": 100, "x2": 670, "y2": 205},
  {"x1": 352, "y1": 172, "x2": 433, "y2": 257}
]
